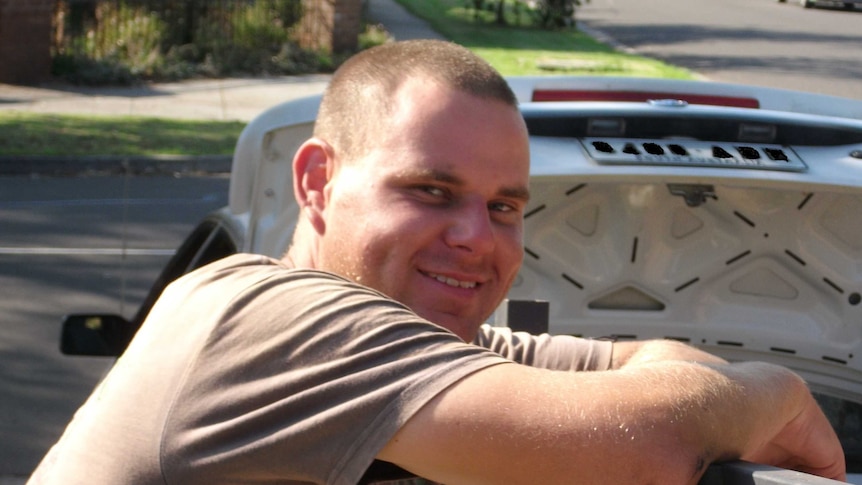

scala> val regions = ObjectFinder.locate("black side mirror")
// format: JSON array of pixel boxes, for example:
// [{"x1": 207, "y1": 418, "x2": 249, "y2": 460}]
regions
[{"x1": 60, "y1": 314, "x2": 136, "y2": 357}]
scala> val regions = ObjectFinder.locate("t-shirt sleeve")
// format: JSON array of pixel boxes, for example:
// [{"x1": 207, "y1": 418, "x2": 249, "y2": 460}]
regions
[
  {"x1": 473, "y1": 324, "x2": 613, "y2": 372},
  {"x1": 160, "y1": 265, "x2": 510, "y2": 485}
]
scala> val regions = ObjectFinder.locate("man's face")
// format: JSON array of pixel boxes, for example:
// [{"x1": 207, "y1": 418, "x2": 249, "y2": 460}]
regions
[{"x1": 317, "y1": 77, "x2": 530, "y2": 341}]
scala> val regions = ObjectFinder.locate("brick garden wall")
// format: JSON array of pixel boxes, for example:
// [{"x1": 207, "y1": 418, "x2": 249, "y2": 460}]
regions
[
  {"x1": 297, "y1": 0, "x2": 361, "y2": 54},
  {"x1": 0, "y1": 0, "x2": 54, "y2": 84},
  {"x1": 0, "y1": 0, "x2": 362, "y2": 86}
]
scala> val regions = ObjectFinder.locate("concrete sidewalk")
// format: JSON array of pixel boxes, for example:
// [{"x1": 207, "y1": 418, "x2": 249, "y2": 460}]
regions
[
  {"x1": 0, "y1": 73, "x2": 333, "y2": 176},
  {"x1": 0, "y1": 75, "x2": 332, "y2": 123}
]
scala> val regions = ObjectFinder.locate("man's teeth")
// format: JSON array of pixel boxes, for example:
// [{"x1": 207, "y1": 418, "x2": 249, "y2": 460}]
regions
[{"x1": 428, "y1": 273, "x2": 476, "y2": 289}]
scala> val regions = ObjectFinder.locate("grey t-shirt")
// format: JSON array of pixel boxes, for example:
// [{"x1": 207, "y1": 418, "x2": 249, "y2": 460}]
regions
[{"x1": 30, "y1": 254, "x2": 612, "y2": 485}]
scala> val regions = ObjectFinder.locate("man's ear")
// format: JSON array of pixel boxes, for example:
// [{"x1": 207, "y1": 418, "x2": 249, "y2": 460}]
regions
[{"x1": 292, "y1": 138, "x2": 334, "y2": 234}]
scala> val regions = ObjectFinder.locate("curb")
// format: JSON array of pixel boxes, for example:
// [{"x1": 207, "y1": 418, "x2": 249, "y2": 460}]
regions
[
  {"x1": 577, "y1": 23, "x2": 637, "y2": 55},
  {"x1": 0, "y1": 154, "x2": 233, "y2": 177}
]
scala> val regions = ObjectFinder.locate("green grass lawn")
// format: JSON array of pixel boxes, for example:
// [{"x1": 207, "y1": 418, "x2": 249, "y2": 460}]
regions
[
  {"x1": 0, "y1": 112, "x2": 245, "y2": 157},
  {"x1": 393, "y1": 0, "x2": 694, "y2": 78}
]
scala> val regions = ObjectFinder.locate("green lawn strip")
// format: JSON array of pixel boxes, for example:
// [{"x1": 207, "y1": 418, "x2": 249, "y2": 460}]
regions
[
  {"x1": 0, "y1": 112, "x2": 245, "y2": 157},
  {"x1": 393, "y1": 0, "x2": 694, "y2": 78}
]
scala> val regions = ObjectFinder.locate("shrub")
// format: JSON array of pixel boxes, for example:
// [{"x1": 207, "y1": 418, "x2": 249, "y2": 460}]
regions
[
  {"x1": 50, "y1": 0, "x2": 381, "y2": 85},
  {"x1": 536, "y1": 0, "x2": 591, "y2": 29},
  {"x1": 461, "y1": 0, "x2": 590, "y2": 28}
]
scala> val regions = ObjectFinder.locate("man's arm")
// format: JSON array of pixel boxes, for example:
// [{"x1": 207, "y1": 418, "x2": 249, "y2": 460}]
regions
[{"x1": 378, "y1": 359, "x2": 845, "y2": 485}]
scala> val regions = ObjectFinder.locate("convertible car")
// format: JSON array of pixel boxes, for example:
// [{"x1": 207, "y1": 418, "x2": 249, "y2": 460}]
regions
[{"x1": 62, "y1": 76, "x2": 862, "y2": 484}]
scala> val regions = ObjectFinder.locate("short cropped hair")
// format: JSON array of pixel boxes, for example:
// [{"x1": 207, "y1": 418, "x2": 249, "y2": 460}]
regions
[{"x1": 314, "y1": 40, "x2": 518, "y2": 159}]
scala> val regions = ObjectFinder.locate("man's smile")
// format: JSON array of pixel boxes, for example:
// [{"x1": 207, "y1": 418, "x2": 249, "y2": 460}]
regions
[{"x1": 422, "y1": 271, "x2": 480, "y2": 289}]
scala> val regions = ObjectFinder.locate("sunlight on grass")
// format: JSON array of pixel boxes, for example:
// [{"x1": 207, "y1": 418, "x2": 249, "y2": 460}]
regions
[
  {"x1": 0, "y1": 112, "x2": 245, "y2": 156},
  {"x1": 475, "y1": 48, "x2": 693, "y2": 78},
  {"x1": 394, "y1": 0, "x2": 696, "y2": 79}
]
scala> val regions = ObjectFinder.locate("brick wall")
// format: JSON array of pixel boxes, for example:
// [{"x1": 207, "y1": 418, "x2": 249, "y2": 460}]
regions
[
  {"x1": 0, "y1": 0, "x2": 55, "y2": 84},
  {"x1": 297, "y1": 0, "x2": 361, "y2": 54},
  {"x1": 332, "y1": 0, "x2": 361, "y2": 53}
]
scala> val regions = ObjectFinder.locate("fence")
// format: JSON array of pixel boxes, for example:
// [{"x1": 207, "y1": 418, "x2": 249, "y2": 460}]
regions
[
  {"x1": 48, "y1": 0, "x2": 355, "y2": 83},
  {"x1": 53, "y1": 0, "x2": 307, "y2": 57}
]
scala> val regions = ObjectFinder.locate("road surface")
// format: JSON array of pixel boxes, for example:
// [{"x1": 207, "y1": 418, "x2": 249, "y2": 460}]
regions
[
  {"x1": 0, "y1": 174, "x2": 229, "y2": 478},
  {"x1": 579, "y1": 0, "x2": 862, "y2": 99}
]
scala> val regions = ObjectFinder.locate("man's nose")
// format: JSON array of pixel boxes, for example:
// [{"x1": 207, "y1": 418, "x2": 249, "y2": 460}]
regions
[{"x1": 444, "y1": 199, "x2": 495, "y2": 254}]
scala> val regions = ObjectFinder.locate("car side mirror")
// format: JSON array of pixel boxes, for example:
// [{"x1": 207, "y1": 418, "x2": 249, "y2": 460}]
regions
[{"x1": 60, "y1": 314, "x2": 136, "y2": 357}]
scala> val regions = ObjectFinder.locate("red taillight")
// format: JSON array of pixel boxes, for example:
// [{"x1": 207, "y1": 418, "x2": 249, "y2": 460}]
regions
[{"x1": 532, "y1": 90, "x2": 760, "y2": 109}]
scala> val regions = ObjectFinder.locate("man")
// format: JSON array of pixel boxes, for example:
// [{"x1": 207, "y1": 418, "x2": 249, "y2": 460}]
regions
[{"x1": 31, "y1": 40, "x2": 844, "y2": 484}]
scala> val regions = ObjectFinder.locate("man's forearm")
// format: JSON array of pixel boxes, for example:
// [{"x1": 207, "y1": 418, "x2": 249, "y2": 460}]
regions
[{"x1": 380, "y1": 359, "x2": 844, "y2": 484}]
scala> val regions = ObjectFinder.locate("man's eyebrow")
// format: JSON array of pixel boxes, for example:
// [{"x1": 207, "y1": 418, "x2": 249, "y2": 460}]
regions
[
  {"x1": 414, "y1": 169, "x2": 530, "y2": 202},
  {"x1": 414, "y1": 168, "x2": 460, "y2": 185},
  {"x1": 499, "y1": 185, "x2": 531, "y2": 203},
  {"x1": 408, "y1": 168, "x2": 530, "y2": 202}
]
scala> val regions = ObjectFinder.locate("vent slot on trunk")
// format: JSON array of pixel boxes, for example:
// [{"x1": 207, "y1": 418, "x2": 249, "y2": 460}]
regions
[{"x1": 582, "y1": 138, "x2": 807, "y2": 172}]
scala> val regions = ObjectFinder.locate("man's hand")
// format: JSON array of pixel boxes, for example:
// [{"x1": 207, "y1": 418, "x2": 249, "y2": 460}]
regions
[
  {"x1": 616, "y1": 341, "x2": 846, "y2": 481},
  {"x1": 742, "y1": 383, "x2": 846, "y2": 481}
]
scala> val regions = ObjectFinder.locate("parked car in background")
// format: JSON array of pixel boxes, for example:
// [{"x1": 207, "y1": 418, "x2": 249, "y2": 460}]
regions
[
  {"x1": 778, "y1": 0, "x2": 862, "y2": 9},
  {"x1": 62, "y1": 76, "x2": 862, "y2": 485}
]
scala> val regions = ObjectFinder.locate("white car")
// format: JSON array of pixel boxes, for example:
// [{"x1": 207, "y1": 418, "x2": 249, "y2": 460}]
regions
[{"x1": 63, "y1": 76, "x2": 862, "y2": 484}]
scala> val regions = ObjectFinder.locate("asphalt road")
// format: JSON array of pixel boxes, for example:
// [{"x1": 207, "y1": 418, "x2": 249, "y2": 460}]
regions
[
  {"x1": 578, "y1": 0, "x2": 862, "y2": 100},
  {"x1": 0, "y1": 174, "x2": 229, "y2": 478}
]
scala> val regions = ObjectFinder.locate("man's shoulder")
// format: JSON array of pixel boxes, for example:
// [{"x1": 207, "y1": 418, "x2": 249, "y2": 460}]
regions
[
  {"x1": 188, "y1": 253, "x2": 395, "y2": 303},
  {"x1": 207, "y1": 252, "x2": 284, "y2": 271},
  {"x1": 197, "y1": 253, "x2": 346, "y2": 283}
]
